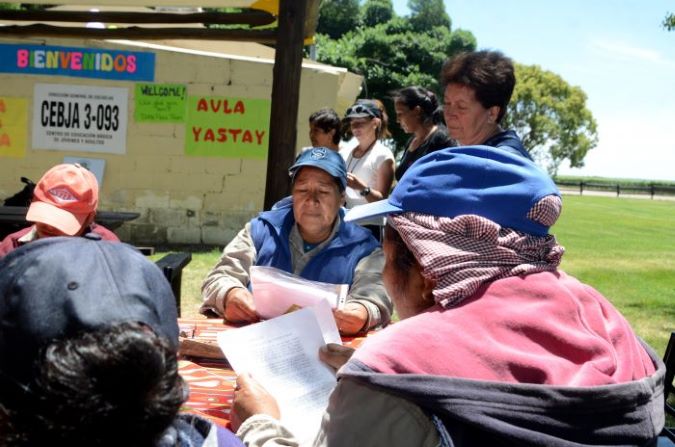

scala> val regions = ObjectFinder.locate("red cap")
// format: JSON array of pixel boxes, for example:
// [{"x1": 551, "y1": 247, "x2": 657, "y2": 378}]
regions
[{"x1": 26, "y1": 164, "x2": 99, "y2": 236}]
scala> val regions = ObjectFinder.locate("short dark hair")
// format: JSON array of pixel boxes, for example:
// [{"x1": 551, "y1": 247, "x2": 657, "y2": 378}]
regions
[
  {"x1": 440, "y1": 50, "x2": 515, "y2": 123},
  {"x1": 384, "y1": 224, "x2": 417, "y2": 283},
  {"x1": 392, "y1": 86, "x2": 441, "y2": 125},
  {"x1": 0, "y1": 322, "x2": 185, "y2": 447},
  {"x1": 309, "y1": 108, "x2": 342, "y2": 145}
]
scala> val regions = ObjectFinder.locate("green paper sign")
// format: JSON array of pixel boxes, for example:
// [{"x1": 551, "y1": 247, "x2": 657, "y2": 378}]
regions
[
  {"x1": 185, "y1": 96, "x2": 270, "y2": 158},
  {"x1": 134, "y1": 83, "x2": 186, "y2": 122}
]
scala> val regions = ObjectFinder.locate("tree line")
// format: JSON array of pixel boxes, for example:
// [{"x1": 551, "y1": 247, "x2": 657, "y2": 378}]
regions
[{"x1": 315, "y1": 0, "x2": 598, "y2": 175}]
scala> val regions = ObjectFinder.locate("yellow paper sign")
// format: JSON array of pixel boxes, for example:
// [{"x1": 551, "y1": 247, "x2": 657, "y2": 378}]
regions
[{"x1": 0, "y1": 97, "x2": 28, "y2": 158}]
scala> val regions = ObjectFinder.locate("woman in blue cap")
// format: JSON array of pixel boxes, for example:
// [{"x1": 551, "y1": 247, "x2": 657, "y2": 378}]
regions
[
  {"x1": 200, "y1": 147, "x2": 392, "y2": 336},
  {"x1": 229, "y1": 148, "x2": 664, "y2": 446}
]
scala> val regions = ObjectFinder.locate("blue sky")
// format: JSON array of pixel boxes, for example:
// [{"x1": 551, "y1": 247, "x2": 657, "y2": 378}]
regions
[{"x1": 392, "y1": 0, "x2": 675, "y2": 181}]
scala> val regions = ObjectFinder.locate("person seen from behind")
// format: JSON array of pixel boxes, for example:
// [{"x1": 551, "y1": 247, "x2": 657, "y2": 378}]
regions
[{"x1": 0, "y1": 236, "x2": 243, "y2": 447}]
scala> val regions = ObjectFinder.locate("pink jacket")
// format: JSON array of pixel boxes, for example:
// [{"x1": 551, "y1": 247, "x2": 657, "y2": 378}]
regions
[{"x1": 0, "y1": 224, "x2": 120, "y2": 259}]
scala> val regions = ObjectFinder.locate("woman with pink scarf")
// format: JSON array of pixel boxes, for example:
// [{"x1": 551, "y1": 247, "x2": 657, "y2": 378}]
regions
[{"x1": 230, "y1": 147, "x2": 665, "y2": 447}]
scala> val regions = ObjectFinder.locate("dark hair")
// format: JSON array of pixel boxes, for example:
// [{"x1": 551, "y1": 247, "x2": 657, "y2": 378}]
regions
[
  {"x1": 384, "y1": 224, "x2": 417, "y2": 284},
  {"x1": 392, "y1": 86, "x2": 440, "y2": 125},
  {"x1": 0, "y1": 322, "x2": 185, "y2": 447},
  {"x1": 309, "y1": 108, "x2": 342, "y2": 145},
  {"x1": 440, "y1": 50, "x2": 515, "y2": 123}
]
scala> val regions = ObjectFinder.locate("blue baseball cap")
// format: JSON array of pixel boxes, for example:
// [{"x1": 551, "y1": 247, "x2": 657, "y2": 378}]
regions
[
  {"x1": 289, "y1": 147, "x2": 347, "y2": 191},
  {"x1": 344, "y1": 146, "x2": 560, "y2": 236},
  {"x1": 0, "y1": 236, "x2": 179, "y2": 387}
]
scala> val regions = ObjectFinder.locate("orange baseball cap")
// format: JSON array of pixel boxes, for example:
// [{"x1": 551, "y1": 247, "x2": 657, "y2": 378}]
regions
[{"x1": 26, "y1": 163, "x2": 99, "y2": 236}]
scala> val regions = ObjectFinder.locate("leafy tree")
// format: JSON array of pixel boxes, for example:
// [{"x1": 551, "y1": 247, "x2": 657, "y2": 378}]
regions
[
  {"x1": 316, "y1": 1, "x2": 596, "y2": 171},
  {"x1": 317, "y1": 0, "x2": 361, "y2": 39},
  {"x1": 504, "y1": 63, "x2": 598, "y2": 175},
  {"x1": 663, "y1": 12, "x2": 675, "y2": 30},
  {"x1": 361, "y1": 0, "x2": 394, "y2": 28},
  {"x1": 316, "y1": 14, "x2": 475, "y2": 149},
  {"x1": 408, "y1": 0, "x2": 451, "y2": 31}
]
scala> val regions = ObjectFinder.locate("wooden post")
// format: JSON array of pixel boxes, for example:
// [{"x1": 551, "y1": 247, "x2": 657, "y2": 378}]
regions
[{"x1": 263, "y1": 0, "x2": 308, "y2": 210}]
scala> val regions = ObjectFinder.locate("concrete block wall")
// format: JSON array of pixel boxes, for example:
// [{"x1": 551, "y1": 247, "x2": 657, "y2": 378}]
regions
[{"x1": 0, "y1": 38, "x2": 361, "y2": 247}]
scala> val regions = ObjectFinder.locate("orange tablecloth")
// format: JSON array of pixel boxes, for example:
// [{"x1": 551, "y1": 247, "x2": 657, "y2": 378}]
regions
[{"x1": 177, "y1": 317, "x2": 370, "y2": 427}]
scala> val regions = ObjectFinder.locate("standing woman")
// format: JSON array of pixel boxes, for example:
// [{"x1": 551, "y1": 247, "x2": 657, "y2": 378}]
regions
[
  {"x1": 339, "y1": 99, "x2": 395, "y2": 240},
  {"x1": 393, "y1": 86, "x2": 456, "y2": 180}
]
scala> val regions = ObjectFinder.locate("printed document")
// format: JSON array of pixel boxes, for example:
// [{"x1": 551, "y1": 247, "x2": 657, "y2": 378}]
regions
[{"x1": 217, "y1": 304, "x2": 340, "y2": 443}]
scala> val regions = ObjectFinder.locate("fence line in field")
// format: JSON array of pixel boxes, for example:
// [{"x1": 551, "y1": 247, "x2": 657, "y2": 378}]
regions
[{"x1": 555, "y1": 181, "x2": 675, "y2": 199}]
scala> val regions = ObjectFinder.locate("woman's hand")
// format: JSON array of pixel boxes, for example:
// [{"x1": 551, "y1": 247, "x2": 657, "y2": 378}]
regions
[
  {"x1": 224, "y1": 288, "x2": 258, "y2": 323},
  {"x1": 319, "y1": 343, "x2": 355, "y2": 371},
  {"x1": 231, "y1": 373, "x2": 280, "y2": 431},
  {"x1": 346, "y1": 172, "x2": 367, "y2": 191},
  {"x1": 334, "y1": 302, "x2": 369, "y2": 335}
]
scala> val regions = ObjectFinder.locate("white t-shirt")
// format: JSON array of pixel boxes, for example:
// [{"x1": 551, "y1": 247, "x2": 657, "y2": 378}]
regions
[{"x1": 339, "y1": 139, "x2": 394, "y2": 226}]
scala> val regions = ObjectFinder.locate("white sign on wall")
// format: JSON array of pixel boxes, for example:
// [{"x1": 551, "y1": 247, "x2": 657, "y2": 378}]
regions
[
  {"x1": 63, "y1": 156, "x2": 106, "y2": 188},
  {"x1": 32, "y1": 83, "x2": 128, "y2": 154}
]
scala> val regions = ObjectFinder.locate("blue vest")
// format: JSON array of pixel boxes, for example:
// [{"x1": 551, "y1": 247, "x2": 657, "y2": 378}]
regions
[{"x1": 249, "y1": 204, "x2": 379, "y2": 286}]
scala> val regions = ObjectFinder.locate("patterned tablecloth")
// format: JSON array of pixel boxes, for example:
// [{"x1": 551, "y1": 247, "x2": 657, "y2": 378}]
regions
[{"x1": 177, "y1": 317, "x2": 370, "y2": 428}]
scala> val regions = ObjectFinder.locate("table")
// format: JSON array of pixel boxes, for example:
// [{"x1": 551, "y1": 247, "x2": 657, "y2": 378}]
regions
[
  {"x1": 0, "y1": 206, "x2": 140, "y2": 238},
  {"x1": 177, "y1": 317, "x2": 370, "y2": 427}
]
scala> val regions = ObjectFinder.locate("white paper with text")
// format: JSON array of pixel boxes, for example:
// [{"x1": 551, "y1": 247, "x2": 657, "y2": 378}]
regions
[{"x1": 217, "y1": 307, "x2": 337, "y2": 443}]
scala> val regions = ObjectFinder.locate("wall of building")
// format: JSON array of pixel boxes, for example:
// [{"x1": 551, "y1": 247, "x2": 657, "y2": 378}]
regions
[{"x1": 0, "y1": 37, "x2": 361, "y2": 246}]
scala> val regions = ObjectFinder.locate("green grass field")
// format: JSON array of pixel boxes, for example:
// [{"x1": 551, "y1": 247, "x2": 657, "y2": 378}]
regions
[
  {"x1": 552, "y1": 195, "x2": 675, "y2": 354},
  {"x1": 168, "y1": 194, "x2": 675, "y2": 355}
]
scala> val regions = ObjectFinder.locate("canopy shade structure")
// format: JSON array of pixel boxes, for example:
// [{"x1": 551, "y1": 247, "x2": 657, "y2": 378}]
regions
[{"x1": 0, "y1": 1, "x2": 320, "y2": 43}]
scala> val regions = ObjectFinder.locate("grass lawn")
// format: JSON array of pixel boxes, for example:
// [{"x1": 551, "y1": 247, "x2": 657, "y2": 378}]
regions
[
  {"x1": 164, "y1": 194, "x2": 675, "y2": 356},
  {"x1": 552, "y1": 195, "x2": 675, "y2": 354}
]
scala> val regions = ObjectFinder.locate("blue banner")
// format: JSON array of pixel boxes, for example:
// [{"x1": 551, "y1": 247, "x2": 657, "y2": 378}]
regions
[{"x1": 0, "y1": 43, "x2": 155, "y2": 81}]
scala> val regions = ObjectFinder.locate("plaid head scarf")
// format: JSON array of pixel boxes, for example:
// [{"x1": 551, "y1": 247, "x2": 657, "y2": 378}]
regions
[{"x1": 388, "y1": 195, "x2": 564, "y2": 308}]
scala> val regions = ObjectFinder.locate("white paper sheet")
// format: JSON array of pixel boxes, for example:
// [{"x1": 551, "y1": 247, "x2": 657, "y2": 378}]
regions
[
  {"x1": 310, "y1": 299, "x2": 342, "y2": 345},
  {"x1": 217, "y1": 307, "x2": 338, "y2": 443}
]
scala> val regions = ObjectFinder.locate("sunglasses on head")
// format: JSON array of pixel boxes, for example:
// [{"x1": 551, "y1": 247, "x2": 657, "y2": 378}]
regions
[{"x1": 346, "y1": 104, "x2": 380, "y2": 118}]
